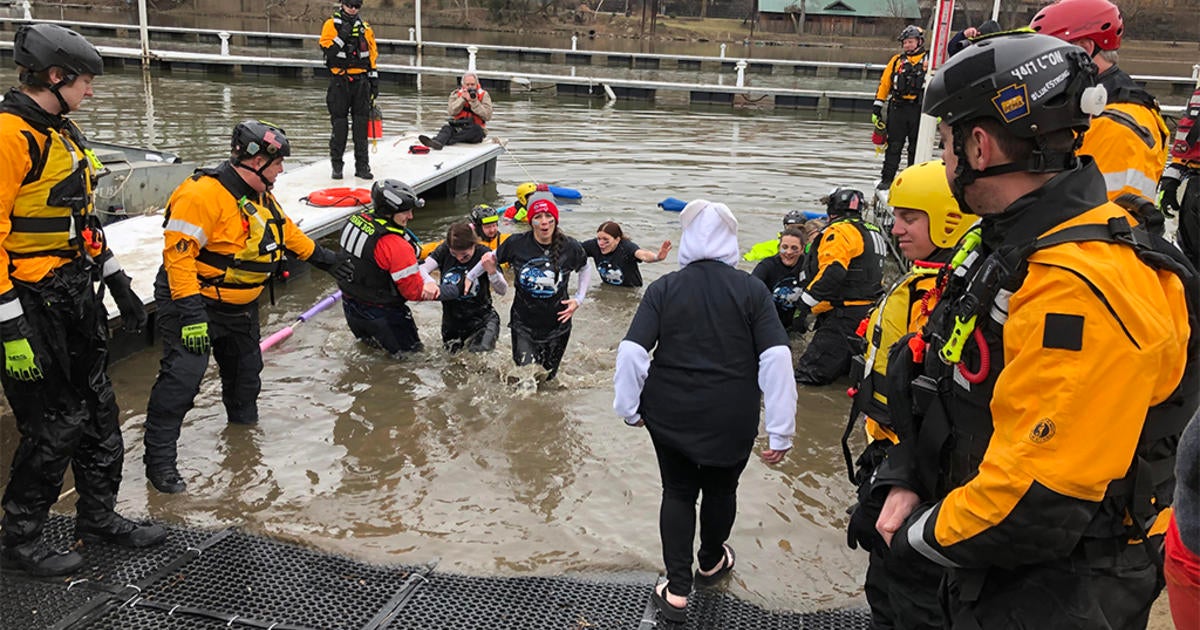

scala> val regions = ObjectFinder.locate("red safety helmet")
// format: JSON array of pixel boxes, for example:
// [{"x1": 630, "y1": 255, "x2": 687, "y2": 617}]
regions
[{"x1": 1030, "y1": 0, "x2": 1123, "y2": 51}]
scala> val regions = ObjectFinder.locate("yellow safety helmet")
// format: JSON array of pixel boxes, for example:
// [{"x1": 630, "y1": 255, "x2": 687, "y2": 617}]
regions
[
  {"x1": 888, "y1": 160, "x2": 977, "y2": 249},
  {"x1": 516, "y1": 182, "x2": 538, "y2": 205}
]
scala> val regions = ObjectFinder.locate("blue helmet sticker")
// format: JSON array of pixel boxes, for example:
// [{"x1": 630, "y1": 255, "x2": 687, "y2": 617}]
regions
[{"x1": 992, "y1": 84, "x2": 1030, "y2": 123}]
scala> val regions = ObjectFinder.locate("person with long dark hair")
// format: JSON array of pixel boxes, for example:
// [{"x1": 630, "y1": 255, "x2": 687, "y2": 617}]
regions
[
  {"x1": 494, "y1": 197, "x2": 591, "y2": 378},
  {"x1": 581, "y1": 221, "x2": 670, "y2": 288},
  {"x1": 420, "y1": 221, "x2": 506, "y2": 353}
]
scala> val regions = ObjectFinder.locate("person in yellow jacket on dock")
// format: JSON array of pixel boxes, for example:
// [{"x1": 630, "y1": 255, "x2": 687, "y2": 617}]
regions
[
  {"x1": 874, "y1": 32, "x2": 1196, "y2": 628},
  {"x1": 0, "y1": 24, "x2": 167, "y2": 578},
  {"x1": 842, "y1": 159, "x2": 977, "y2": 630},
  {"x1": 142, "y1": 121, "x2": 352, "y2": 495},
  {"x1": 1031, "y1": 0, "x2": 1169, "y2": 202},
  {"x1": 873, "y1": 25, "x2": 927, "y2": 190},
  {"x1": 320, "y1": 0, "x2": 378, "y2": 180}
]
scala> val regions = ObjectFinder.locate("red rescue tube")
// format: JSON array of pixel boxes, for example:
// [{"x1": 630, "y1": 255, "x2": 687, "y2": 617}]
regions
[{"x1": 302, "y1": 187, "x2": 372, "y2": 208}]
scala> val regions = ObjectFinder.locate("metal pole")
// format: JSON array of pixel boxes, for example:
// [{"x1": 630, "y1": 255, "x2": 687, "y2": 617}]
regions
[
  {"x1": 137, "y1": 0, "x2": 150, "y2": 69},
  {"x1": 991, "y1": 0, "x2": 1000, "y2": 22},
  {"x1": 719, "y1": 43, "x2": 726, "y2": 58},
  {"x1": 415, "y1": 0, "x2": 423, "y2": 50},
  {"x1": 571, "y1": 35, "x2": 578, "y2": 51}
]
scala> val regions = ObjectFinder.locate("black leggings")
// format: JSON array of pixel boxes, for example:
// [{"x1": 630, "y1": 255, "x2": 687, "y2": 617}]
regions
[
  {"x1": 511, "y1": 327, "x2": 570, "y2": 379},
  {"x1": 652, "y1": 437, "x2": 748, "y2": 597}
]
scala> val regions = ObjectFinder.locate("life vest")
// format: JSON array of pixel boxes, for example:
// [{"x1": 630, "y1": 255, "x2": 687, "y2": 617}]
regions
[
  {"x1": 338, "y1": 211, "x2": 421, "y2": 305},
  {"x1": 852, "y1": 262, "x2": 943, "y2": 435},
  {"x1": 914, "y1": 196, "x2": 1197, "y2": 546},
  {"x1": 1171, "y1": 88, "x2": 1200, "y2": 164},
  {"x1": 1, "y1": 110, "x2": 103, "y2": 263},
  {"x1": 327, "y1": 11, "x2": 371, "y2": 72},
  {"x1": 170, "y1": 168, "x2": 287, "y2": 291},
  {"x1": 804, "y1": 215, "x2": 887, "y2": 305},
  {"x1": 891, "y1": 52, "x2": 926, "y2": 101},
  {"x1": 453, "y1": 87, "x2": 489, "y2": 128}
]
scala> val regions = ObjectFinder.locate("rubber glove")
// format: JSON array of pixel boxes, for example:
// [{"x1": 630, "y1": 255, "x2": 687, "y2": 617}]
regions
[
  {"x1": 1158, "y1": 173, "x2": 1181, "y2": 217},
  {"x1": 104, "y1": 270, "x2": 147, "y2": 333},
  {"x1": 1, "y1": 312, "x2": 41, "y2": 382},
  {"x1": 181, "y1": 322, "x2": 210, "y2": 355}
]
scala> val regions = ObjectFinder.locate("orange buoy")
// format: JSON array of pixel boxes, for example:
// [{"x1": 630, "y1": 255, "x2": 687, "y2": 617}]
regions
[{"x1": 302, "y1": 187, "x2": 372, "y2": 208}]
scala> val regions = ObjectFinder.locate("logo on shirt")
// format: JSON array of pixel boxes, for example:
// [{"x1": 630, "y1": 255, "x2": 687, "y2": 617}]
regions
[
  {"x1": 772, "y1": 278, "x2": 801, "y2": 310},
  {"x1": 442, "y1": 266, "x2": 479, "y2": 300},
  {"x1": 598, "y1": 261, "x2": 625, "y2": 286},
  {"x1": 517, "y1": 257, "x2": 562, "y2": 299}
]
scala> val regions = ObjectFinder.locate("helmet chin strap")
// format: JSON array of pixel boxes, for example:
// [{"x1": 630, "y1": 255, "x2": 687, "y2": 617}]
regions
[
  {"x1": 949, "y1": 124, "x2": 1080, "y2": 214},
  {"x1": 22, "y1": 70, "x2": 75, "y2": 114},
  {"x1": 232, "y1": 156, "x2": 280, "y2": 190}
]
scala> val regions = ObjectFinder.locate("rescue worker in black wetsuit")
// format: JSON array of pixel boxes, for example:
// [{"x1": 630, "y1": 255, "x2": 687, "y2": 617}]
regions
[
  {"x1": 338, "y1": 179, "x2": 445, "y2": 355},
  {"x1": 874, "y1": 25, "x2": 927, "y2": 190},
  {"x1": 319, "y1": 0, "x2": 378, "y2": 180},
  {"x1": 144, "y1": 121, "x2": 353, "y2": 494},
  {"x1": 794, "y1": 188, "x2": 886, "y2": 385},
  {"x1": 871, "y1": 32, "x2": 1197, "y2": 629},
  {"x1": 0, "y1": 24, "x2": 166, "y2": 576},
  {"x1": 842, "y1": 160, "x2": 978, "y2": 630}
]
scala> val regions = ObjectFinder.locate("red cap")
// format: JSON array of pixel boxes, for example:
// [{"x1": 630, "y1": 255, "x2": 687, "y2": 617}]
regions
[{"x1": 528, "y1": 198, "x2": 559, "y2": 223}]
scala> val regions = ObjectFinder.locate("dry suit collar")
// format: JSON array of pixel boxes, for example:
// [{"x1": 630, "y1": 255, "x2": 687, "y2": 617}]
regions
[{"x1": 979, "y1": 157, "x2": 1106, "y2": 251}]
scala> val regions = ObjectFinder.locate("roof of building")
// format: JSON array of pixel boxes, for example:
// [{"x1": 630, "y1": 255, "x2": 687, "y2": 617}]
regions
[{"x1": 758, "y1": 0, "x2": 921, "y2": 19}]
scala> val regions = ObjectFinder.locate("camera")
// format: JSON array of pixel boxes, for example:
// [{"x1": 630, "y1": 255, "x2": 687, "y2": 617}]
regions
[{"x1": 467, "y1": 88, "x2": 477, "y2": 99}]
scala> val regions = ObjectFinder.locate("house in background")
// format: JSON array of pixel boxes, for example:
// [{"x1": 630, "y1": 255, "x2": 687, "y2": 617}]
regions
[{"x1": 757, "y1": 0, "x2": 922, "y2": 36}]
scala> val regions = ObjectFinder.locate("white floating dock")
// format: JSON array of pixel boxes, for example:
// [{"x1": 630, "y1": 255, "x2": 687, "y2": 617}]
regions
[{"x1": 101, "y1": 133, "x2": 501, "y2": 325}]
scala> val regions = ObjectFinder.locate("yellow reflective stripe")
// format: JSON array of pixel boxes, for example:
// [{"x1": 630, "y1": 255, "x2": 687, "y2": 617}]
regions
[{"x1": 165, "y1": 219, "x2": 208, "y2": 247}]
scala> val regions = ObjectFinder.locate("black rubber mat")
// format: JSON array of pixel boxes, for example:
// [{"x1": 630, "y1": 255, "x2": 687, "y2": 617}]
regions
[{"x1": 1, "y1": 515, "x2": 871, "y2": 630}]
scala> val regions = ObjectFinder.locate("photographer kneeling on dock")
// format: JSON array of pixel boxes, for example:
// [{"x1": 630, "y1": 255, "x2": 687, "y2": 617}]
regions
[{"x1": 418, "y1": 72, "x2": 493, "y2": 151}]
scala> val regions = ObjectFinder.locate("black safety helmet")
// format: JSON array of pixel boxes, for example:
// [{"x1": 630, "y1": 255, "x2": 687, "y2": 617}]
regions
[
  {"x1": 14, "y1": 24, "x2": 103, "y2": 78},
  {"x1": 782, "y1": 210, "x2": 806, "y2": 227},
  {"x1": 232, "y1": 120, "x2": 291, "y2": 161},
  {"x1": 897, "y1": 25, "x2": 924, "y2": 43},
  {"x1": 231, "y1": 120, "x2": 290, "y2": 189},
  {"x1": 470, "y1": 203, "x2": 498, "y2": 231},
  {"x1": 372, "y1": 179, "x2": 425, "y2": 217},
  {"x1": 923, "y1": 32, "x2": 1103, "y2": 211},
  {"x1": 341, "y1": 0, "x2": 363, "y2": 7},
  {"x1": 823, "y1": 188, "x2": 866, "y2": 216}
]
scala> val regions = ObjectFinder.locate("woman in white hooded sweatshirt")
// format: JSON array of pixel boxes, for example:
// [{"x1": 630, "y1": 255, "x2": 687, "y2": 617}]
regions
[{"x1": 613, "y1": 200, "x2": 797, "y2": 623}]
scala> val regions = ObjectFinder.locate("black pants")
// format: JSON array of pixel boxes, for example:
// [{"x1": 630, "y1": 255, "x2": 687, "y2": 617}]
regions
[
  {"x1": 864, "y1": 547, "x2": 945, "y2": 630},
  {"x1": 511, "y1": 326, "x2": 570, "y2": 379},
  {"x1": 1, "y1": 262, "x2": 124, "y2": 543},
  {"x1": 144, "y1": 280, "x2": 262, "y2": 472},
  {"x1": 945, "y1": 546, "x2": 1160, "y2": 629},
  {"x1": 1179, "y1": 170, "x2": 1199, "y2": 268},
  {"x1": 652, "y1": 437, "x2": 748, "y2": 597},
  {"x1": 327, "y1": 73, "x2": 371, "y2": 172},
  {"x1": 795, "y1": 304, "x2": 871, "y2": 385},
  {"x1": 443, "y1": 309, "x2": 500, "y2": 353},
  {"x1": 880, "y1": 100, "x2": 921, "y2": 185},
  {"x1": 342, "y1": 297, "x2": 422, "y2": 355},
  {"x1": 433, "y1": 120, "x2": 486, "y2": 147}
]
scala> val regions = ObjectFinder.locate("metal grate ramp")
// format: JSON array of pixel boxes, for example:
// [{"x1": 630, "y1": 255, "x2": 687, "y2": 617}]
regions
[{"x1": 1, "y1": 515, "x2": 870, "y2": 630}]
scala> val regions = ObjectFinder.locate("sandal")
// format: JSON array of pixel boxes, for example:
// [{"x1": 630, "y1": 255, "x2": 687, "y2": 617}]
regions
[
  {"x1": 651, "y1": 580, "x2": 688, "y2": 623},
  {"x1": 694, "y1": 543, "x2": 735, "y2": 588}
]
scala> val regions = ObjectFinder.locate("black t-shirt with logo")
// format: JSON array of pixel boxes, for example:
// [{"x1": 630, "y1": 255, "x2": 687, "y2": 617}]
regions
[
  {"x1": 429, "y1": 242, "x2": 493, "y2": 325},
  {"x1": 495, "y1": 231, "x2": 587, "y2": 339},
  {"x1": 582, "y1": 238, "x2": 644, "y2": 287},
  {"x1": 751, "y1": 255, "x2": 803, "y2": 329}
]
